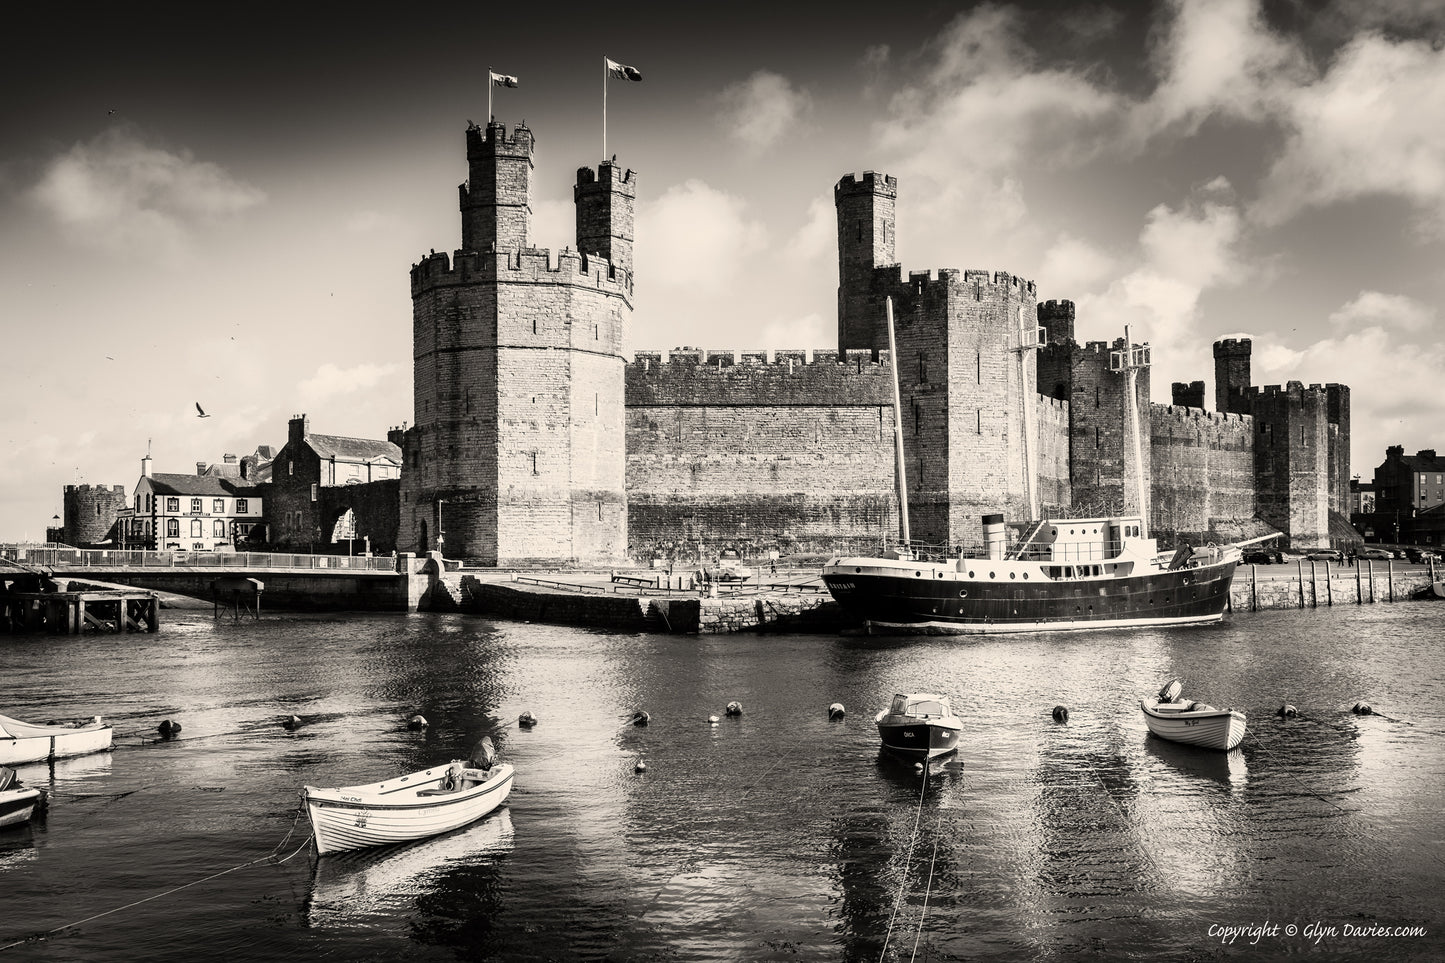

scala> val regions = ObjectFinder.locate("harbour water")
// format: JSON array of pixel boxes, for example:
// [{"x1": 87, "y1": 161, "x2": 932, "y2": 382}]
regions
[{"x1": 1, "y1": 603, "x2": 1441, "y2": 961}]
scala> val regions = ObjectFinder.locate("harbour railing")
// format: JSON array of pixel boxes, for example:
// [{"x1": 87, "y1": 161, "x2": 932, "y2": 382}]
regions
[{"x1": 1, "y1": 546, "x2": 401, "y2": 574}]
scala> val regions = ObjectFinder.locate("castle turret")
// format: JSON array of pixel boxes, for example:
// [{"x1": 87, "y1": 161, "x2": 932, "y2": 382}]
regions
[
  {"x1": 1171, "y1": 381, "x2": 1205, "y2": 409},
  {"x1": 575, "y1": 160, "x2": 636, "y2": 279},
  {"x1": 460, "y1": 121, "x2": 534, "y2": 253},
  {"x1": 1037, "y1": 300, "x2": 1076, "y2": 344},
  {"x1": 1213, "y1": 338, "x2": 1252, "y2": 414},
  {"x1": 835, "y1": 171, "x2": 897, "y2": 351}
]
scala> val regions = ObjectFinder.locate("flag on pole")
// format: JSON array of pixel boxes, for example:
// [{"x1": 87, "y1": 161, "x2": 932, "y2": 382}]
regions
[
  {"x1": 490, "y1": 70, "x2": 519, "y2": 88},
  {"x1": 605, "y1": 58, "x2": 642, "y2": 81}
]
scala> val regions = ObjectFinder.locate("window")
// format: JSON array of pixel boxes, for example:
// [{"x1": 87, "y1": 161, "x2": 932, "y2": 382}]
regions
[
  {"x1": 193, "y1": 542, "x2": 205, "y2": 552},
  {"x1": 167, "y1": 497, "x2": 180, "y2": 512},
  {"x1": 191, "y1": 498, "x2": 202, "y2": 514},
  {"x1": 213, "y1": 498, "x2": 225, "y2": 513},
  {"x1": 213, "y1": 520, "x2": 225, "y2": 537},
  {"x1": 310, "y1": 483, "x2": 319, "y2": 502},
  {"x1": 289, "y1": 461, "x2": 294, "y2": 476},
  {"x1": 191, "y1": 519, "x2": 203, "y2": 537},
  {"x1": 166, "y1": 519, "x2": 180, "y2": 537},
  {"x1": 236, "y1": 498, "x2": 248, "y2": 514}
]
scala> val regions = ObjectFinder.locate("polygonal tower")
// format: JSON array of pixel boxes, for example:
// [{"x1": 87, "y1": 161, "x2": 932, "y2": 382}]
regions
[
  {"x1": 400, "y1": 122, "x2": 633, "y2": 565},
  {"x1": 1213, "y1": 338, "x2": 1252, "y2": 414},
  {"x1": 834, "y1": 171, "x2": 897, "y2": 352}
]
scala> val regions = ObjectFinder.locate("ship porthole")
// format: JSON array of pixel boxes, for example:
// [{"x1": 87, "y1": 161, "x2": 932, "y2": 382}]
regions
[
  {"x1": 855, "y1": 568, "x2": 861, "y2": 574},
  {"x1": 989, "y1": 572, "x2": 995, "y2": 579},
  {"x1": 958, "y1": 590, "x2": 968, "y2": 598},
  {"x1": 1009, "y1": 572, "x2": 1016, "y2": 579},
  {"x1": 1022, "y1": 572, "x2": 1028, "y2": 579},
  {"x1": 968, "y1": 570, "x2": 975, "y2": 577},
  {"x1": 915, "y1": 571, "x2": 921, "y2": 577}
]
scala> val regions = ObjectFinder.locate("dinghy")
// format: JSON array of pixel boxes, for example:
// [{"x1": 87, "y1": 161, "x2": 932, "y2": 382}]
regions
[
  {"x1": 1141, "y1": 680, "x2": 1246, "y2": 751},
  {"x1": 302, "y1": 760, "x2": 514, "y2": 855},
  {"x1": 0, "y1": 712, "x2": 112, "y2": 765},
  {"x1": 0, "y1": 766, "x2": 42, "y2": 828}
]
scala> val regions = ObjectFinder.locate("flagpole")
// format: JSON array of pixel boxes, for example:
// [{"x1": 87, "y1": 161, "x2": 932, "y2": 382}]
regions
[
  {"x1": 602, "y1": 56, "x2": 608, "y2": 161},
  {"x1": 488, "y1": 66, "x2": 493, "y2": 122}
]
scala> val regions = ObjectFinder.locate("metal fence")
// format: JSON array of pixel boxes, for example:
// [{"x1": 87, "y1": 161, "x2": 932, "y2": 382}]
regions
[{"x1": 1, "y1": 546, "x2": 400, "y2": 573}]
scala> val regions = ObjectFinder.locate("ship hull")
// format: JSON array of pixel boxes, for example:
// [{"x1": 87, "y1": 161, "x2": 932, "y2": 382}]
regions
[{"x1": 824, "y1": 560, "x2": 1237, "y2": 635}]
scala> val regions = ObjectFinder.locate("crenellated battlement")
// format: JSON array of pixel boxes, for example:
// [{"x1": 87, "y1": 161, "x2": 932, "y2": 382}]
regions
[
  {"x1": 411, "y1": 246, "x2": 632, "y2": 297},
  {"x1": 870, "y1": 265, "x2": 1037, "y2": 300},
  {"x1": 65, "y1": 484, "x2": 127, "y2": 495},
  {"x1": 576, "y1": 162, "x2": 637, "y2": 188},
  {"x1": 466, "y1": 120, "x2": 534, "y2": 155},
  {"x1": 835, "y1": 171, "x2": 897, "y2": 196},
  {"x1": 1213, "y1": 337, "x2": 1252, "y2": 355},
  {"x1": 1152, "y1": 404, "x2": 1252, "y2": 426},
  {"x1": 628, "y1": 347, "x2": 891, "y2": 370}
]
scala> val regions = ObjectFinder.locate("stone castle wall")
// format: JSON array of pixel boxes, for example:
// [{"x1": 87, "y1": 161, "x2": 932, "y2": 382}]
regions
[
  {"x1": 63, "y1": 484, "x2": 128, "y2": 548},
  {"x1": 1148, "y1": 405, "x2": 1256, "y2": 541},
  {"x1": 624, "y1": 349, "x2": 899, "y2": 559}
]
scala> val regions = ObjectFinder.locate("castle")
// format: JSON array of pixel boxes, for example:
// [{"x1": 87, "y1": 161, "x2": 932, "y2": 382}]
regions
[{"x1": 396, "y1": 119, "x2": 1352, "y2": 565}]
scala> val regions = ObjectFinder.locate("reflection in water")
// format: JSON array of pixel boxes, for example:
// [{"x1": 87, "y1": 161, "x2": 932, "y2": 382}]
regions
[
  {"x1": 1143, "y1": 736, "x2": 1248, "y2": 789},
  {"x1": 306, "y1": 807, "x2": 514, "y2": 929}
]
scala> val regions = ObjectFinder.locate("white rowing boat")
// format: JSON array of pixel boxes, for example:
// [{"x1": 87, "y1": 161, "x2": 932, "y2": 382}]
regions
[
  {"x1": 302, "y1": 761, "x2": 515, "y2": 855},
  {"x1": 0, "y1": 711, "x2": 113, "y2": 766},
  {"x1": 0, "y1": 766, "x2": 42, "y2": 828},
  {"x1": 1140, "y1": 680, "x2": 1246, "y2": 751}
]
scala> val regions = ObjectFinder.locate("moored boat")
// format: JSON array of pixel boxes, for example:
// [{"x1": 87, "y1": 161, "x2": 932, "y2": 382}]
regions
[
  {"x1": 0, "y1": 711, "x2": 113, "y2": 766},
  {"x1": 0, "y1": 766, "x2": 42, "y2": 828},
  {"x1": 1140, "y1": 679, "x2": 1246, "y2": 751},
  {"x1": 824, "y1": 513, "x2": 1244, "y2": 635},
  {"x1": 302, "y1": 760, "x2": 515, "y2": 855},
  {"x1": 875, "y1": 693, "x2": 962, "y2": 759}
]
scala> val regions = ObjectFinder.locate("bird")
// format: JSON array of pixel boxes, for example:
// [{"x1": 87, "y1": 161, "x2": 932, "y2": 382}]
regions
[
  {"x1": 196, "y1": 403, "x2": 210, "y2": 418},
  {"x1": 107, "y1": 108, "x2": 116, "y2": 115}
]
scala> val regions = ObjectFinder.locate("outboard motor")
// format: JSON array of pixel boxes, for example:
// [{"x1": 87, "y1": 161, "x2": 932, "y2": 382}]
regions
[
  {"x1": 468, "y1": 736, "x2": 497, "y2": 771},
  {"x1": 982, "y1": 514, "x2": 1007, "y2": 561},
  {"x1": 0, "y1": 766, "x2": 16, "y2": 793}
]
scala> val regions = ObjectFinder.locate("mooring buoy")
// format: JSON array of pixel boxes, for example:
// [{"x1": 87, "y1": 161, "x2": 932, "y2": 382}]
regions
[
  {"x1": 708, "y1": 714, "x2": 720, "y2": 725},
  {"x1": 158, "y1": 720, "x2": 181, "y2": 738},
  {"x1": 1277, "y1": 704, "x2": 1298, "y2": 718},
  {"x1": 1052, "y1": 705, "x2": 1069, "y2": 723},
  {"x1": 518, "y1": 710, "x2": 538, "y2": 728},
  {"x1": 635, "y1": 758, "x2": 648, "y2": 773},
  {"x1": 282, "y1": 715, "x2": 303, "y2": 730},
  {"x1": 1353, "y1": 702, "x2": 1374, "y2": 715},
  {"x1": 726, "y1": 701, "x2": 743, "y2": 716},
  {"x1": 828, "y1": 703, "x2": 846, "y2": 720},
  {"x1": 632, "y1": 710, "x2": 650, "y2": 727},
  {"x1": 407, "y1": 714, "x2": 428, "y2": 730}
]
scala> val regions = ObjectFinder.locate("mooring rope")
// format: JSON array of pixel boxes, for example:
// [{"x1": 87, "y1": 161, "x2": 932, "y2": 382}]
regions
[
  {"x1": 0, "y1": 810, "x2": 312, "y2": 954},
  {"x1": 908, "y1": 827, "x2": 943, "y2": 963},
  {"x1": 878, "y1": 765, "x2": 932, "y2": 962}
]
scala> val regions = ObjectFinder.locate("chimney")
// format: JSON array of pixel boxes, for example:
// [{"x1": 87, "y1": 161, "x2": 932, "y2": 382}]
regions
[
  {"x1": 289, "y1": 414, "x2": 309, "y2": 446},
  {"x1": 223, "y1": 453, "x2": 237, "y2": 464},
  {"x1": 197, "y1": 461, "x2": 208, "y2": 476},
  {"x1": 141, "y1": 455, "x2": 152, "y2": 479}
]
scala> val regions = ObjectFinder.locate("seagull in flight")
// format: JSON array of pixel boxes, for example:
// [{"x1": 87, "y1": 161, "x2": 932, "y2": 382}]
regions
[{"x1": 196, "y1": 403, "x2": 210, "y2": 418}]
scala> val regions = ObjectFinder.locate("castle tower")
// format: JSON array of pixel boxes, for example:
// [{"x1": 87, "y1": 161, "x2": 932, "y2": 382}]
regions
[
  {"x1": 1068, "y1": 339, "x2": 1152, "y2": 522},
  {"x1": 63, "y1": 484, "x2": 129, "y2": 549},
  {"x1": 1171, "y1": 381, "x2": 1205, "y2": 408},
  {"x1": 1250, "y1": 382, "x2": 1330, "y2": 547},
  {"x1": 1213, "y1": 338, "x2": 1252, "y2": 414},
  {"x1": 401, "y1": 122, "x2": 632, "y2": 566},
  {"x1": 575, "y1": 160, "x2": 636, "y2": 278},
  {"x1": 460, "y1": 121, "x2": 534, "y2": 253},
  {"x1": 1035, "y1": 300, "x2": 1076, "y2": 402},
  {"x1": 834, "y1": 172, "x2": 897, "y2": 351},
  {"x1": 1325, "y1": 383, "x2": 1351, "y2": 517}
]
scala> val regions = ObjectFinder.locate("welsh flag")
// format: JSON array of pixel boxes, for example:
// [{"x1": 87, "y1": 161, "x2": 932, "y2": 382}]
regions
[
  {"x1": 490, "y1": 70, "x2": 519, "y2": 88},
  {"x1": 606, "y1": 58, "x2": 642, "y2": 81}
]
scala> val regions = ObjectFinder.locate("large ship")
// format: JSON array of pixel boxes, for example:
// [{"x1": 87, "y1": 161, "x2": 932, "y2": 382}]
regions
[{"x1": 823, "y1": 513, "x2": 1241, "y2": 634}]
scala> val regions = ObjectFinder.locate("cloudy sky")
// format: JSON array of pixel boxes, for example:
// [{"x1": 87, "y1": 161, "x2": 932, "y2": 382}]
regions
[{"x1": 3, "y1": 0, "x2": 1444, "y2": 539}]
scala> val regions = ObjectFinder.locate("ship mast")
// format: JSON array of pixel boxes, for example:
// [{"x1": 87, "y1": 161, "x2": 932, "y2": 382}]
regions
[
  {"x1": 1110, "y1": 325, "x2": 1151, "y2": 534},
  {"x1": 1014, "y1": 307, "x2": 1045, "y2": 522},
  {"x1": 886, "y1": 297, "x2": 911, "y2": 547}
]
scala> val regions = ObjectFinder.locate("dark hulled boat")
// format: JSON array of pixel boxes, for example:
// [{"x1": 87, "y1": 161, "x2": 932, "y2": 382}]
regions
[
  {"x1": 875, "y1": 693, "x2": 962, "y2": 759},
  {"x1": 824, "y1": 513, "x2": 1241, "y2": 635}
]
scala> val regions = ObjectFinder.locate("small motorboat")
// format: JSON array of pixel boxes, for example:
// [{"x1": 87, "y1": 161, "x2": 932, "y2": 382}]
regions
[
  {"x1": 0, "y1": 766, "x2": 42, "y2": 829},
  {"x1": 0, "y1": 712, "x2": 113, "y2": 766},
  {"x1": 1141, "y1": 679, "x2": 1246, "y2": 751},
  {"x1": 875, "y1": 693, "x2": 962, "y2": 759},
  {"x1": 302, "y1": 759, "x2": 515, "y2": 855}
]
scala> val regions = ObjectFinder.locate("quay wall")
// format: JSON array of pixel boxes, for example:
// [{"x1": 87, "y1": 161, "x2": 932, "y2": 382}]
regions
[{"x1": 1229, "y1": 563, "x2": 1436, "y2": 611}]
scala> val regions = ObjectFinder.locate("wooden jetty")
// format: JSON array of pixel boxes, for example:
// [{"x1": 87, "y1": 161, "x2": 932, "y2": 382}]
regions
[{"x1": 2, "y1": 564, "x2": 159, "y2": 635}]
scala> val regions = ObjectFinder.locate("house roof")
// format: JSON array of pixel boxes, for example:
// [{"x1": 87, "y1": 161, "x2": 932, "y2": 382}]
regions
[
  {"x1": 142, "y1": 473, "x2": 263, "y2": 498},
  {"x1": 1394, "y1": 450, "x2": 1445, "y2": 472},
  {"x1": 306, "y1": 433, "x2": 401, "y2": 464}
]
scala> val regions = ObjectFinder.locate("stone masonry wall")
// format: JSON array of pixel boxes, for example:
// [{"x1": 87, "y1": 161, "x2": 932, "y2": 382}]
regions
[
  {"x1": 1148, "y1": 404, "x2": 1256, "y2": 543},
  {"x1": 63, "y1": 484, "x2": 129, "y2": 548},
  {"x1": 625, "y1": 349, "x2": 899, "y2": 559}
]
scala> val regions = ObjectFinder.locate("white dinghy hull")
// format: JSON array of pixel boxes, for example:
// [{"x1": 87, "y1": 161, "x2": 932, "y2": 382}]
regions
[
  {"x1": 303, "y1": 762, "x2": 515, "y2": 855},
  {"x1": 0, "y1": 712, "x2": 113, "y2": 766},
  {"x1": 1141, "y1": 701, "x2": 1247, "y2": 751}
]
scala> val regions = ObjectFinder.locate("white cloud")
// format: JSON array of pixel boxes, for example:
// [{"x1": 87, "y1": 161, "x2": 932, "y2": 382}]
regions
[
  {"x1": 635, "y1": 180, "x2": 767, "y2": 293},
  {"x1": 1038, "y1": 233, "x2": 1117, "y2": 298},
  {"x1": 874, "y1": 6, "x2": 1122, "y2": 241},
  {"x1": 298, "y1": 362, "x2": 400, "y2": 406},
  {"x1": 716, "y1": 70, "x2": 813, "y2": 154},
  {"x1": 1133, "y1": 0, "x2": 1304, "y2": 138},
  {"x1": 1252, "y1": 31, "x2": 1445, "y2": 231},
  {"x1": 1327, "y1": 290, "x2": 1434, "y2": 331},
  {"x1": 29, "y1": 125, "x2": 265, "y2": 263},
  {"x1": 788, "y1": 194, "x2": 835, "y2": 264}
]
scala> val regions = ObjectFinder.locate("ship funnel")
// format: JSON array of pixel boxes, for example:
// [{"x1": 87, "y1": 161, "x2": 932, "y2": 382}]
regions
[{"x1": 982, "y1": 514, "x2": 1006, "y2": 560}]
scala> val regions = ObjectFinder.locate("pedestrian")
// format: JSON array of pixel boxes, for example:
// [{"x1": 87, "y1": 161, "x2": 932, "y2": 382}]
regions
[{"x1": 769, "y1": 559, "x2": 776, "y2": 576}]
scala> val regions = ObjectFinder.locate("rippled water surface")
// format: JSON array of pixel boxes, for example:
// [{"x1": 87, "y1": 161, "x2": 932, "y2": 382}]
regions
[{"x1": 2, "y1": 602, "x2": 1442, "y2": 961}]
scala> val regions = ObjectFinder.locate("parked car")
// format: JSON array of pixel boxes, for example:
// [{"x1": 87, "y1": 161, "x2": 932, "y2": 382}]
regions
[
  {"x1": 1405, "y1": 548, "x2": 1441, "y2": 564},
  {"x1": 1242, "y1": 549, "x2": 1283, "y2": 564},
  {"x1": 1357, "y1": 548, "x2": 1393, "y2": 561},
  {"x1": 1304, "y1": 549, "x2": 1344, "y2": 562},
  {"x1": 712, "y1": 549, "x2": 754, "y2": 582}
]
